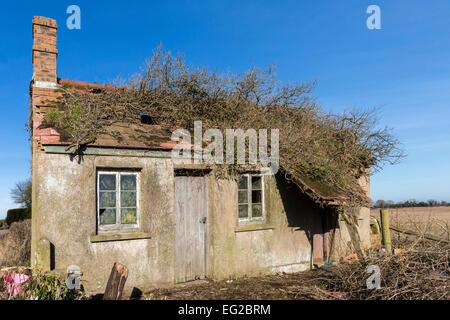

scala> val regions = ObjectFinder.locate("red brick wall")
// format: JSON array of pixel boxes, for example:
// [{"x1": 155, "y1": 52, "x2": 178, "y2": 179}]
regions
[{"x1": 32, "y1": 113, "x2": 61, "y2": 144}]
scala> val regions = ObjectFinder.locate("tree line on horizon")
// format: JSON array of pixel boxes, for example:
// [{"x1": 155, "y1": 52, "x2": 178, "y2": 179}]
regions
[{"x1": 373, "y1": 199, "x2": 450, "y2": 208}]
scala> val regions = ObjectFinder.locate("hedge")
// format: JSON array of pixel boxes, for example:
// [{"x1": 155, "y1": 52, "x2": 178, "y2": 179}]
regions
[{"x1": 5, "y1": 208, "x2": 31, "y2": 226}]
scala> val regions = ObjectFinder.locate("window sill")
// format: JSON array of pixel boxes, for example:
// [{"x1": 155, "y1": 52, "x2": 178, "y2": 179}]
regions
[
  {"x1": 90, "y1": 232, "x2": 151, "y2": 243},
  {"x1": 235, "y1": 224, "x2": 275, "y2": 233}
]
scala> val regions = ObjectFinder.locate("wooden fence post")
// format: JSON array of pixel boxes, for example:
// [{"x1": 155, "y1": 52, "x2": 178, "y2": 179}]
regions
[
  {"x1": 103, "y1": 262, "x2": 128, "y2": 300},
  {"x1": 380, "y1": 209, "x2": 392, "y2": 252}
]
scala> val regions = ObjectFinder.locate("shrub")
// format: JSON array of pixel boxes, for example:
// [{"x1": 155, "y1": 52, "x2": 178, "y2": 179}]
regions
[
  {"x1": 0, "y1": 219, "x2": 31, "y2": 267},
  {"x1": 5, "y1": 208, "x2": 31, "y2": 226},
  {"x1": 18, "y1": 271, "x2": 86, "y2": 300},
  {"x1": 0, "y1": 270, "x2": 86, "y2": 300}
]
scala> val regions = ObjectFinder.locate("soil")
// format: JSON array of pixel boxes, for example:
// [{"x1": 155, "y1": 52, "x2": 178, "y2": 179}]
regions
[{"x1": 142, "y1": 269, "x2": 337, "y2": 300}]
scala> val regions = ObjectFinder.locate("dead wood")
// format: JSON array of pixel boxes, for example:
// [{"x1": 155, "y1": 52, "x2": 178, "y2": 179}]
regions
[{"x1": 103, "y1": 262, "x2": 129, "y2": 300}]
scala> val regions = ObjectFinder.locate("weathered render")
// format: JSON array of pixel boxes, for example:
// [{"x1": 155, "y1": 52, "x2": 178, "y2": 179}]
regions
[{"x1": 30, "y1": 16, "x2": 371, "y2": 294}]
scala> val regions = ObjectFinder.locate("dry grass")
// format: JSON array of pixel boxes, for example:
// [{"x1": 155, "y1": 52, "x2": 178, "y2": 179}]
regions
[
  {"x1": 318, "y1": 240, "x2": 449, "y2": 300},
  {"x1": 0, "y1": 219, "x2": 31, "y2": 268}
]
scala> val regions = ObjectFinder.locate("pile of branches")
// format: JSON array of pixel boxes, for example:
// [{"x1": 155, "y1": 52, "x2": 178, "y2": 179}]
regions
[
  {"x1": 319, "y1": 240, "x2": 449, "y2": 300},
  {"x1": 41, "y1": 46, "x2": 403, "y2": 209}
]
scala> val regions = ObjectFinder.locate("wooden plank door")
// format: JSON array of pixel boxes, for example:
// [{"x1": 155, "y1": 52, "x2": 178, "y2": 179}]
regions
[
  {"x1": 312, "y1": 208, "x2": 325, "y2": 265},
  {"x1": 174, "y1": 174, "x2": 208, "y2": 283},
  {"x1": 312, "y1": 208, "x2": 337, "y2": 265}
]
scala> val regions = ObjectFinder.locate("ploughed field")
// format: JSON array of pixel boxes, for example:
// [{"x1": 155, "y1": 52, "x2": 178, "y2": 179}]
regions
[{"x1": 371, "y1": 206, "x2": 450, "y2": 240}]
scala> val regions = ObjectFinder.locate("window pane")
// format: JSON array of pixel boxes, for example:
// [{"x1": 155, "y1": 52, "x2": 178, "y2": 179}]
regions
[
  {"x1": 121, "y1": 208, "x2": 137, "y2": 224},
  {"x1": 121, "y1": 191, "x2": 137, "y2": 207},
  {"x1": 238, "y1": 204, "x2": 249, "y2": 218},
  {"x1": 121, "y1": 175, "x2": 136, "y2": 190},
  {"x1": 252, "y1": 190, "x2": 262, "y2": 204},
  {"x1": 99, "y1": 174, "x2": 116, "y2": 190},
  {"x1": 252, "y1": 204, "x2": 263, "y2": 217},
  {"x1": 252, "y1": 176, "x2": 262, "y2": 189},
  {"x1": 99, "y1": 208, "x2": 116, "y2": 225},
  {"x1": 238, "y1": 190, "x2": 248, "y2": 204},
  {"x1": 238, "y1": 175, "x2": 248, "y2": 190},
  {"x1": 99, "y1": 191, "x2": 116, "y2": 208}
]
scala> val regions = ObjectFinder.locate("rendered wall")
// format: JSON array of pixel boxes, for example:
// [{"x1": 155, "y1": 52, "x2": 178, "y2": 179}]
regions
[
  {"x1": 31, "y1": 150, "x2": 175, "y2": 293},
  {"x1": 31, "y1": 149, "x2": 370, "y2": 293},
  {"x1": 207, "y1": 174, "x2": 321, "y2": 279}
]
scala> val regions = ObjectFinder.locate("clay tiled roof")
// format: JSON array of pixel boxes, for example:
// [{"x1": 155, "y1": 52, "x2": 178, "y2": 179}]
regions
[
  {"x1": 58, "y1": 78, "x2": 115, "y2": 91},
  {"x1": 88, "y1": 122, "x2": 178, "y2": 150},
  {"x1": 33, "y1": 79, "x2": 178, "y2": 151},
  {"x1": 35, "y1": 119, "x2": 178, "y2": 151}
]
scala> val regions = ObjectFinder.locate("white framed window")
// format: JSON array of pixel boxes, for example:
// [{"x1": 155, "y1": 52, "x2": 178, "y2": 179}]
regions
[
  {"x1": 237, "y1": 174, "x2": 265, "y2": 223},
  {"x1": 97, "y1": 170, "x2": 140, "y2": 232}
]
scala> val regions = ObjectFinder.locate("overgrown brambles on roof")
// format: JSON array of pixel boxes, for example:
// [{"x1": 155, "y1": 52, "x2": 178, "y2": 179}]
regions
[{"x1": 41, "y1": 46, "x2": 404, "y2": 211}]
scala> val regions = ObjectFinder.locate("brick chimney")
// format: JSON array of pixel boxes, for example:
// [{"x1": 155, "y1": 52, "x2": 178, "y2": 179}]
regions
[
  {"x1": 31, "y1": 16, "x2": 61, "y2": 145},
  {"x1": 32, "y1": 16, "x2": 58, "y2": 88}
]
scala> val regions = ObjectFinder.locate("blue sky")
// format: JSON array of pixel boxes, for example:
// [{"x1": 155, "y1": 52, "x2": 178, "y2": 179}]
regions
[{"x1": 0, "y1": 0, "x2": 449, "y2": 218}]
